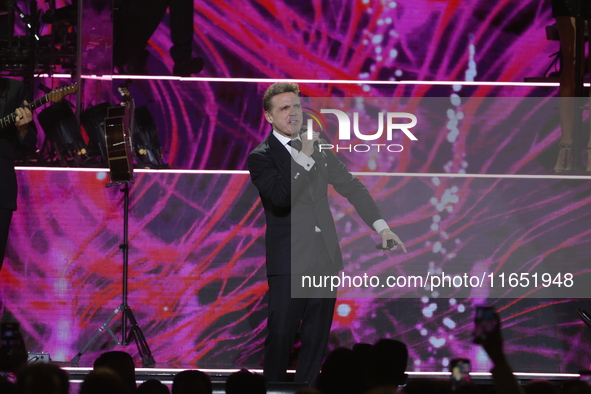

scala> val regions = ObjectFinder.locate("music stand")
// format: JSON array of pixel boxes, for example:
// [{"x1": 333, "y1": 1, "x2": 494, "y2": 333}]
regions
[{"x1": 71, "y1": 90, "x2": 155, "y2": 367}]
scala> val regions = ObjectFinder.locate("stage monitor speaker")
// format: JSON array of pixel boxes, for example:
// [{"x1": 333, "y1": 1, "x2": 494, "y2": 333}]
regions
[
  {"x1": 81, "y1": 102, "x2": 112, "y2": 164},
  {"x1": 38, "y1": 101, "x2": 89, "y2": 166},
  {"x1": 133, "y1": 104, "x2": 167, "y2": 168}
]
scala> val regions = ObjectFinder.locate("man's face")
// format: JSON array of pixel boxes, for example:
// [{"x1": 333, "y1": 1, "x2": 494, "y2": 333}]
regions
[{"x1": 264, "y1": 92, "x2": 302, "y2": 138}]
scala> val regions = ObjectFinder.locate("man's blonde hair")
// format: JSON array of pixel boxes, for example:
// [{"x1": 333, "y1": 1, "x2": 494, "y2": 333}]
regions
[{"x1": 263, "y1": 82, "x2": 300, "y2": 112}]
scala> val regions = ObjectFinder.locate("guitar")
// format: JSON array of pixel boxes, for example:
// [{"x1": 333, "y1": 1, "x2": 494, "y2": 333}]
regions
[
  {"x1": 104, "y1": 80, "x2": 135, "y2": 183},
  {"x1": 0, "y1": 83, "x2": 79, "y2": 130}
]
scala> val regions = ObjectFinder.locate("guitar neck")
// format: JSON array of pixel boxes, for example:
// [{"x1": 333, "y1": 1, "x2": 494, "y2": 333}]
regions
[{"x1": 0, "y1": 95, "x2": 49, "y2": 130}]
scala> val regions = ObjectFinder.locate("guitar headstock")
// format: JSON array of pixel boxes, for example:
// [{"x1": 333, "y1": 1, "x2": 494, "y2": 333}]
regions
[
  {"x1": 118, "y1": 80, "x2": 133, "y2": 104},
  {"x1": 47, "y1": 83, "x2": 78, "y2": 103}
]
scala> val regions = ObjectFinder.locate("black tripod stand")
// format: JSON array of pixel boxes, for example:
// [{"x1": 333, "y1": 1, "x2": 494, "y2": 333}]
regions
[{"x1": 71, "y1": 181, "x2": 155, "y2": 367}]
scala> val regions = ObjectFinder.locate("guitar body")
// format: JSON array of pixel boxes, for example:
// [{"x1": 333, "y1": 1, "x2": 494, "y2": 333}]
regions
[{"x1": 105, "y1": 102, "x2": 134, "y2": 183}]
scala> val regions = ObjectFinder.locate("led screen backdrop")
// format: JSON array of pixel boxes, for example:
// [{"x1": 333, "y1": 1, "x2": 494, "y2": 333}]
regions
[
  {"x1": 3, "y1": 170, "x2": 591, "y2": 373},
  {"x1": 71, "y1": 0, "x2": 560, "y2": 171},
  {"x1": 3, "y1": 0, "x2": 590, "y2": 375}
]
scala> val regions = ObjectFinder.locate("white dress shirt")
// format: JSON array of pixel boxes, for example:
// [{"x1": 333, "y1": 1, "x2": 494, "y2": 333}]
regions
[{"x1": 272, "y1": 130, "x2": 390, "y2": 235}]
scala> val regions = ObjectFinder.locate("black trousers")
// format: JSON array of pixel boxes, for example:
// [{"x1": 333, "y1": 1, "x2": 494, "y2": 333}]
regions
[
  {"x1": 552, "y1": 0, "x2": 591, "y2": 18},
  {"x1": 264, "y1": 233, "x2": 337, "y2": 387},
  {"x1": 0, "y1": 208, "x2": 13, "y2": 270},
  {"x1": 169, "y1": 0, "x2": 194, "y2": 65},
  {"x1": 113, "y1": 0, "x2": 194, "y2": 68}
]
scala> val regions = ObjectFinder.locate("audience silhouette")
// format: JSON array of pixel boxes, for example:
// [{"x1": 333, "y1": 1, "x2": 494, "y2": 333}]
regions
[
  {"x1": 172, "y1": 369, "x2": 212, "y2": 394},
  {"x1": 366, "y1": 339, "x2": 408, "y2": 390},
  {"x1": 137, "y1": 378, "x2": 170, "y2": 394},
  {"x1": 0, "y1": 375, "x2": 16, "y2": 394},
  {"x1": 15, "y1": 363, "x2": 70, "y2": 394},
  {"x1": 80, "y1": 367, "x2": 127, "y2": 394},
  {"x1": 316, "y1": 347, "x2": 363, "y2": 394},
  {"x1": 93, "y1": 351, "x2": 137, "y2": 394},
  {"x1": 2, "y1": 309, "x2": 591, "y2": 394},
  {"x1": 225, "y1": 368, "x2": 267, "y2": 394}
]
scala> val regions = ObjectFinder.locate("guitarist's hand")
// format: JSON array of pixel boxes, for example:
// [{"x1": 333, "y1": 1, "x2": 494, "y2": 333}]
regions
[{"x1": 15, "y1": 101, "x2": 33, "y2": 137}]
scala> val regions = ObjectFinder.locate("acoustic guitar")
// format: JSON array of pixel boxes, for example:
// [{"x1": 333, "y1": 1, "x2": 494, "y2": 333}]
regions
[
  {"x1": 0, "y1": 83, "x2": 78, "y2": 130},
  {"x1": 104, "y1": 81, "x2": 135, "y2": 183}
]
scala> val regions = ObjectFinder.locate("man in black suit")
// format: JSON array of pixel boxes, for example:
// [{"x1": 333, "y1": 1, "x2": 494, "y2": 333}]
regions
[
  {"x1": 248, "y1": 82, "x2": 406, "y2": 386},
  {"x1": 0, "y1": 77, "x2": 34, "y2": 269}
]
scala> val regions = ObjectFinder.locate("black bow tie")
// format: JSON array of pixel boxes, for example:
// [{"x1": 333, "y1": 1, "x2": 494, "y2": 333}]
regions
[{"x1": 288, "y1": 139, "x2": 302, "y2": 151}]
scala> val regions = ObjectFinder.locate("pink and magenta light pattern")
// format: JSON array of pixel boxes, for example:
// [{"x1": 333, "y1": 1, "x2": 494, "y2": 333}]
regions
[{"x1": 3, "y1": 0, "x2": 591, "y2": 374}]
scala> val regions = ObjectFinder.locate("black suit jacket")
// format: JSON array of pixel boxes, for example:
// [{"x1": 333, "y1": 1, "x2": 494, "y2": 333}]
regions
[
  {"x1": 248, "y1": 132, "x2": 383, "y2": 276},
  {"x1": 0, "y1": 78, "x2": 34, "y2": 211}
]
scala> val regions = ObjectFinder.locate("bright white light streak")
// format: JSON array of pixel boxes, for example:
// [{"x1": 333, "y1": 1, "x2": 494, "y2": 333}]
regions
[
  {"x1": 62, "y1": 366, "x2": 580, "y2": 379},
  {"x1": 15, "y1": 167, "x2": 591, "y2": 180},
  {"x1": 35, "y1": 74, "x2": 568, "y2": 87}
]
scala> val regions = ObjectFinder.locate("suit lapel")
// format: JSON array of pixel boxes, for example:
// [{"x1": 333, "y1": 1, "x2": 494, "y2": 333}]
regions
[
  {"x1": 310, "y1": 150, "x2": 327, "y2": 198},
  {"x1": 268, "y1": 132, "x2": 291, "y2": 176},
  {"x1": 268, "y1": 132, "x2": 328, "y2": 200}
]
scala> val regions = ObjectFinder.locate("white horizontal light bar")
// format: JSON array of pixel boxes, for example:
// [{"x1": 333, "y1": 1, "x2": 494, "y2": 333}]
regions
[
  {"x1": 15, "y1": 167, "x2": 108, "y2": 172},
  {"x1": 34, "y1": 73, "x2": 565, "y2": 87},
  {"x1": 121, "y1": 76, "x2": 561, "y2": 87},
  {"x1": 513, "y1": 372, "x2": 581, "y2": 378},
  {"x1": 63, "y1": 367, "x2": 267, "y2": 373},
  {"x1": 62, "y1": 367, "x2": 581, "y2": 379},
  {"x1": 407, "y1": 371, "x2": 580, "y2": 378},
  {"x1": 79, "y1": 75, "x2": 402, "y2": 83},
  {"x1": 401, "y1": 80, "x2": 562, "y2": 87},
  {"x1": 35, "y1": 73, "x2": 73, "y2": 78},
  {"x1": 14, "y1": 167, "x2": 249, "y2": 175},
  {"x1": 351, "y1": 172, "x2": 591, "y2": 180},
  {"x1": 15, "y1": 166, "x2": 591, "y2": 180}
]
